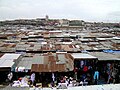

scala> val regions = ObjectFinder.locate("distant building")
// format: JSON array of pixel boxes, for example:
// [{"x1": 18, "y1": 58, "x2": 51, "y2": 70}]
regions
[
  {"x1": 59, "y1": 19, "x2": 69, "y2": 26},
  {"x1": 69, "y1": 20, "x2": 84, "y2": 26}
]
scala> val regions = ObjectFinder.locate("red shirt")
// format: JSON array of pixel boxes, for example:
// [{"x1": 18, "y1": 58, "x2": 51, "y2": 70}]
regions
[{"x1": 83, "y1": 66, "x2": 88, "y2": 72}]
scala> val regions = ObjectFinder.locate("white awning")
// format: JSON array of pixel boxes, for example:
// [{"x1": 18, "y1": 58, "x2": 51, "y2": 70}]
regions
[
  {"x1": 71, "y1": 53, "x2": 97, "y2": 60},
  {"x1": 0, "y1": 53, "x2": 21, "y2": 68}
]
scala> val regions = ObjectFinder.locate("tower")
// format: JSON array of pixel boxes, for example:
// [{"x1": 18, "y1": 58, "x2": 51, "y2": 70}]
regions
[{"x1": 45, "y1": 15, "x2": 49, "y2": 21}]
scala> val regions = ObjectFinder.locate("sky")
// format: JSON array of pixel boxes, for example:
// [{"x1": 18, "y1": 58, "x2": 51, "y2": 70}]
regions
[{"x1": 0, "y1": 0, "x2": 120, "y2": 22}]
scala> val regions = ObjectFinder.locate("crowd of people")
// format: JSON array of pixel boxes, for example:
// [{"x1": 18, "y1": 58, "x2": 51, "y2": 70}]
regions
[{"x1": 5, "y1": 61, "x2": 120, "y2": 88}]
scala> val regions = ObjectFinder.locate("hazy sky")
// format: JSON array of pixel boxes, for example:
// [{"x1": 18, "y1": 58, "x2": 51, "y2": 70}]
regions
[{"x1": 0, "y1": 0, "x2": 120, "y2": 22}]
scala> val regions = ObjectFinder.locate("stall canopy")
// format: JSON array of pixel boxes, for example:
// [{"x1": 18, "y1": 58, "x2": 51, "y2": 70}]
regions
[
  {"x1": 71, "y1": 53, "x2": 97, "y2": 60},
  {"x1": 0, "y1": 53, "x2": 21, "y2": 71},
  {"x1": 89, "y1": 52, "x2": 120, "y2": 61},
  {"x1": 31, "y1": 53, "x2": 74, "y2": 72}
]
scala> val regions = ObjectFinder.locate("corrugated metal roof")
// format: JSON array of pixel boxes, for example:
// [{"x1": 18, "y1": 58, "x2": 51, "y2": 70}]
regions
[
  {"x1": 111, "y1": 40, "x2": 120, "y2": 44},
  {"x1": 32, "y1": 56, "x2": 44, "y2": 64},
  {"x1": 31, "y1": 64, "x2": 66, "y2": 72},
  {"x1": 71, "y1": 53, "x2": 97, "y2": 60},
  {"x1": 89, "y1": 52, "x2": 120, "y2": 61},
  {"x1": 56, "y1": 54, "x2": 66, "y2": 64},
  {"x1": 0, "y1": 53, "x2": 21, "y2": 60},
  {"x1": 17, "y1": 57, "x2": 32, "y2": 69},
  {"x1": 31, "y1": 53, "x2": 74, "y2": 72},
  {"x1": 0, "y1": 53, "x2": 21, "y2": 68}
]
